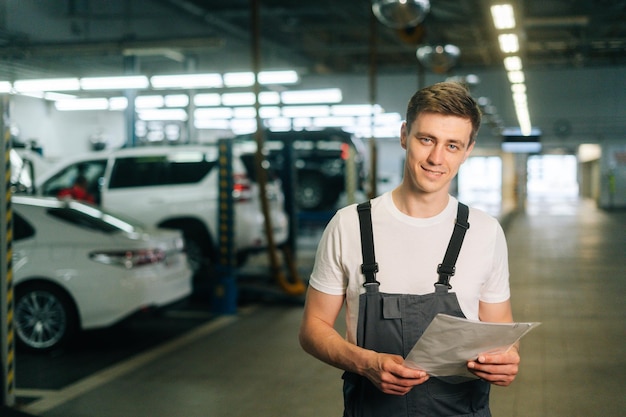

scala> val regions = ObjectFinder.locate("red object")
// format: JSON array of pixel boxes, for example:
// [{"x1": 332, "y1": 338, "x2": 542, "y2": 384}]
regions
[{"x1": 57, "y1": 185, "x2": 95, "y2": 203}]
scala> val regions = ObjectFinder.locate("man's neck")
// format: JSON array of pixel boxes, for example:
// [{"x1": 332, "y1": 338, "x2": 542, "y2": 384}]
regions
[{"x1": 391, "y1": 186, "x2": 450, "y2": 218}]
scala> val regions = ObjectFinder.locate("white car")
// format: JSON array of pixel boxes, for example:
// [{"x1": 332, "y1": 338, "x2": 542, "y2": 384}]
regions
[
  {"x1": 32, "y1": 145, "x2": 289, "y2": 272},
  {"x1": 12, "y1": 196, "x2": 193, "y2": 352}
]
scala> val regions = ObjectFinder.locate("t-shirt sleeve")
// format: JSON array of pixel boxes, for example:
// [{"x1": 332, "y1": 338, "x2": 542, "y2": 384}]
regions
[
  {"x1": 480, "y1": 221, "x2": 511, "y2": 303},
  {"x1": 308, "y1": 210, "x2": 351, "y2": 296}
]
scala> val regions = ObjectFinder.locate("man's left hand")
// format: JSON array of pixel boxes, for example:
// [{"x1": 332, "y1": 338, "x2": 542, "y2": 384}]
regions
[{"x1": 467, "y1": 347, "x2": 520, "y2": 386}]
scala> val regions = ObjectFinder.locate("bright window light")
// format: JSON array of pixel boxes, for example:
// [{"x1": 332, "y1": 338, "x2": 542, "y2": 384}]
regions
[
  {"x1": 81, "y1": 75, "x2": 149, "y2": 90},
  {"x1": 230, "y1": 118, "x2": 258, "y2": 133},
  {"x1": 258, "y1": 70, "x2": 299, "y2": 85},
  {"x1": 194, "y1": 93, "x2": 221, "y2": 106},
  {"x1": 498, "y1": 34, "x2": 519, "y2": 53},
  {"x1": 507, "y1": 70, "x2": 525, "y2": 83},
  {"x1": 150, "y1": 73, "x2": 223, "y2": 89},
  {"x1": 137, "y1": 108, "x2": 187, "y2": 121},
  {"x1": 504, "y1": 56, "x2": 523, "y2": 71},
  {"x1": 223, "y1": 72, "x2": 255, "y2": 87},
  {"x1": 55, "y1": 98, "x2": 109, "y2": 111},
  {"x1": 222, "y1": 92, "x2": 256, "y2": 106},
  {"x1": 165, "y1": 94, "x2": 189, "y2": 107},
  {"x1": 491, "y1": 4, "x2": 516, "y2": 30},
  {"x1": 0, "y1": 81, "x2": 11, "y2": 93},
  {"x1": 282, "y1": 88, "x2": 342, "y2": 104},
  {"x1": 136, "y1": 95, "x2": 164, "y2": 109},
  {"x1": 282, "y1": 105, "x2": 330, "y2": 118},
  {"x1": 14, "y1": 78, "x2": 80, "y2": 92}
]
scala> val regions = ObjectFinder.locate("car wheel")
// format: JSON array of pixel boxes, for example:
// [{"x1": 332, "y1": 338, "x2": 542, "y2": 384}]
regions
[
  {"x1": 14, "y1": 283, "x2": 78, "y2": 352},
  {"x1": 296, "y1": 173, "x2": 326, "y2": 211}
]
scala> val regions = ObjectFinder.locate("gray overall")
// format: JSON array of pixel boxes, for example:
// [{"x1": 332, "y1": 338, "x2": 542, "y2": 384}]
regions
[{"x1": 342, "y1": 201, "x2": 491, "y2": 417}]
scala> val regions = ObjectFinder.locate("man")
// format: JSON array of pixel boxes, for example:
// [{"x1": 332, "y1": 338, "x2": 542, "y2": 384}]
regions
[
  {"x1": 299, "y1": 81, "x2": 519, "y2": 417},
  {"x1": 57, "y1": 175, "x2": 96, "y2": 204}
]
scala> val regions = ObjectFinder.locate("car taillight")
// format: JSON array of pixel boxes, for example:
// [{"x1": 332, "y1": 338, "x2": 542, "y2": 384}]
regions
[
  {"x1": 89, "y1": 249, "x2": 166, "y2": 269},
  {"x1": 232, "y1": 173, "x2": 252, "y2": 202}
]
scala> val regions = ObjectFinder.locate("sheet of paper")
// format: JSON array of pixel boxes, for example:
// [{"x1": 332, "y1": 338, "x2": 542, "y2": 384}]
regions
[{"x1": 404, "y1": 314, "x2": 540, "y2": 381}]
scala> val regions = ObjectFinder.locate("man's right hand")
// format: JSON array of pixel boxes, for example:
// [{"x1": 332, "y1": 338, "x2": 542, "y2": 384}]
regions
[{"x1": 363, "y1": 353, "x2": 430, "y2": 395}]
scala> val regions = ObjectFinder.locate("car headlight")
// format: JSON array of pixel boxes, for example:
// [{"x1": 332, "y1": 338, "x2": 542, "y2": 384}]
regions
[{"x1": 89, "y1": 249, "x2": 166, "y2": 269}]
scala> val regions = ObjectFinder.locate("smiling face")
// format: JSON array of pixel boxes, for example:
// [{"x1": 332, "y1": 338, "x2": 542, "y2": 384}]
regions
[{"x1": 400, "y1": 112, "x2": 475, "y2": 200}]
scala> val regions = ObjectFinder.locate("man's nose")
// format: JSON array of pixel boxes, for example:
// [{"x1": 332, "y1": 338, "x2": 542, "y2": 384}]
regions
[{"x1": 427, "y1": 145, "x2": 445, "y2": 164}]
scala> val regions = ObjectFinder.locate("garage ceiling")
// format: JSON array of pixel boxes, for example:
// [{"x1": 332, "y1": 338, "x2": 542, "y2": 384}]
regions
[{"x1": 1, "y1": 0, "x2": 625, "y2": 82}]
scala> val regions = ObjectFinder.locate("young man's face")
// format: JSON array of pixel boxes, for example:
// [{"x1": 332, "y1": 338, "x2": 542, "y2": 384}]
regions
[{"x1": 400, "y1": 112, "x2": 475, "y2": 197}]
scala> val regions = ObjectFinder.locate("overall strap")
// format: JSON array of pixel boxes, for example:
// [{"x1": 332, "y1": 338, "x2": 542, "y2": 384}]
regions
[
  {"x1": 357, "y1": 201, "x2": 380, "y2": 288},
  {"x1": 435, "y1": 202, "x2": 470, "y2": 290}
]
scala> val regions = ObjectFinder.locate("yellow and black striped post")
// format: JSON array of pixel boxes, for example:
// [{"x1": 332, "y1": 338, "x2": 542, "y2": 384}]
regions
[
  {"x1": 211, "y1": 138, "x2": 237, "y2": 314},
  {"x1": 1, "y1": 97, "x2": 15, "y2": 407}
]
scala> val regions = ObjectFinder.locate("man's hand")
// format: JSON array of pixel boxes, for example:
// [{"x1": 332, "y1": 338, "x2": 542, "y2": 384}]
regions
[
  {"x1": 363, "y1": 353, "x2": 430, "y2": 395},
  {"x1": 467, "y1": 346, "x2": 520, "y2": 386}
]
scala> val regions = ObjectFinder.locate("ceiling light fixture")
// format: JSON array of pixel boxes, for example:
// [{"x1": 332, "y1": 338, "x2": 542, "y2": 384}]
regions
[
  {"x1": 151, "y1": 73, "x2": 223, "y2": 89},
  {"x1": 81, "y1": 75, "x2": 149, "y2": 90},
  {"x1": 372, "y1": 0, "x2": 431, "y2": 29},
  {"x1": 281, "y1": 88, "x2": 342, "y2": 105},
  {"x1": 14, "y1": 78, "x2": 80, "y2": 92},
  {"x1": 491, "y1": 4, "x2": 516, "y2": 29},
  {"x1": 416, "y1": 44, "x2": 461, "y2": 73}
]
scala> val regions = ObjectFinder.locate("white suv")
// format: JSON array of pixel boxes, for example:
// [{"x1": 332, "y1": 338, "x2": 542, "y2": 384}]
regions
[{"x1": 33, "y1": 145, "x2": 289, "y2": 274}]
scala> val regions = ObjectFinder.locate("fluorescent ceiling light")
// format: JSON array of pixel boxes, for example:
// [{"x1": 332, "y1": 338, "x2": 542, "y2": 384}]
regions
[
  {"x1": 194, "y1": 93, "x2": 221, "y2": 106},
  {"x1": 498, "y1": 34, "x2": 519, "y2": 53},
  {"x1": 491, "y1": 4, "x2": 516, "y2": 30},
  {"x1": 109, "y1": 97, "x2": 128, "y2": 110},
  {"x1": 507, "y1": 70, "x2": 525, "y2": 83},
  {"x1": 230, "y1": 118, "x2": 258, "y2": 133},
  {"x1": 266, "y1": 118, "x2": 292, "y2": 130},
  {"x1": 44, "y1": 92, "x2": 77, "y2": 101},
  {"x1": 81, "y1": 75, "x2": 149, "y2": 90},
  {"x1": 164, "y1": 94, "x2": 189, "y2": 107},
  {"x1": 259, "y1": 91, "x2": 280, "y2": 105},
  {"x1": 292, "y1": 117, "x2": 312, "y2": 129},
  {"x1": 258, "y1": 70, "x2": 299, "y2": 85},
  {"x1": 259, "y1": 106, "x2": 281, "y2": 118},
  {"x1": 223, "y1": 72, "x2": 255, "y2": 87},
  {"x1": 194, "y1": 119, "x2": 231, "y2": 130},
  {"x1": 136, "y1": 95, "x2": 164, "y2": 109},
  {"x1": 55, "y1": 98, "x2": 109, "y2": 111},
  {"x1": 313, "y1": 116, "x2": 356, "y2": 128},
  {"x1": 282, "y1": 105, "x2": 330, "y2": 117},
  {"x1": 195, "y1": 107, "x2": 233, "y2": 119},
  {"x1": 14, "y1": 78, "x2": 80, "y2": 92},
  {"x1": 504, "y1": 56, "x2": 523, "y2": 71},
  {"x1": 232, "y1": 107, "x2": 257, "y2": 118},
  {"x1": 137, "y1": 108, "x2": 187, "y2": 121},
  {"x1": 281, "y1": 88, "x2": 342, "y2": 105},
  {"x1": 150, "y1": 73, "x2": 223, "y2": 89},
  {"x1": 331, "y1": 104, "x2": 383, "y2": 116},
  {"x1": 511, "y1": 83, "x2": 526, "y2": 94},
  {"x1": 222, "y1": 92, "x2": 256, "y2": 106}
]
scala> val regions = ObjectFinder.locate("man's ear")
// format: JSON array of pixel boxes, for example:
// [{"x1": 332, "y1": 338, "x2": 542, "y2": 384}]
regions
[{"x1": 400, "y1": 121, "x2": 408, "y2": 150}]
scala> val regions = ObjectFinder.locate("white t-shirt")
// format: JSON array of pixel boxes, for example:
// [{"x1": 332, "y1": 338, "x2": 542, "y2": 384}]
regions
[{"x1": 309, "y1": 192, "x2": 510, "y2": 344}]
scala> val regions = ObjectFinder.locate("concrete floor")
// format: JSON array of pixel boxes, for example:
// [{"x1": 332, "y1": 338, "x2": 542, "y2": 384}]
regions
[{"x1": 7, "y1": 197, "x2": 626, "y2": 417}]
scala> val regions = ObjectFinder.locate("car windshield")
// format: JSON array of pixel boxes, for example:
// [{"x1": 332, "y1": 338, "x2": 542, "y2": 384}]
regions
[{"x1": 47, "y1": 201, "x2": 144, "y2": 234}]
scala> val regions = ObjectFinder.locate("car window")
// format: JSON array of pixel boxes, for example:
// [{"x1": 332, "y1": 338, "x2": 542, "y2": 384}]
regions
[
  {"x1": 109, "y1": 153, "x2": 215, "y2": 189},
  {"x1": 46, "y1": 207, "x2": 136, "y2": 234},
  {"x1": 40, "y1": 159, "x2": 107, "y2": 198},
  {"x1": 13, "y1": 212, "x2": 36, "y2": 241}
]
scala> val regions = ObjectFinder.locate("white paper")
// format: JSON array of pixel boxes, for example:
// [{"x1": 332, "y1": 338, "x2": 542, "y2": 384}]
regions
[{"x1": 404, "y1": 314, "x2": 540, "y2": 381}]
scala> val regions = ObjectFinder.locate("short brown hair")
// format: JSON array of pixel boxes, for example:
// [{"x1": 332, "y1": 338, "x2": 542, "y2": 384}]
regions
[{"x1": 405, "y1": 81, "x2": 482, "y2": 144}]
